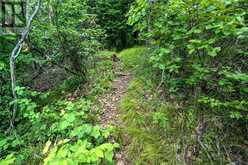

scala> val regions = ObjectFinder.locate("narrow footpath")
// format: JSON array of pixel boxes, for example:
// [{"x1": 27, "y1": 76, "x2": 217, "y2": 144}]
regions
[{"x1": 99, "y1": 60, "x2": 132, "y2": 165}]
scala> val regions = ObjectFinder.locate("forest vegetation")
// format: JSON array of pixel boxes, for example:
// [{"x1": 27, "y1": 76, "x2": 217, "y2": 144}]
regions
[{"x1": 0, "y1": 0, "x2": 247, "y2": 165}]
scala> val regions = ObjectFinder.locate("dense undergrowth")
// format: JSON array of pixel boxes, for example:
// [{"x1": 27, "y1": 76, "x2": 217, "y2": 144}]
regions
[
  {"x1": 0, "y1": 51, "x2": 118, "y2": 164},
  {"x1": 114, "y1": 0, "x2": 247, "y2": 164},
  {"x1": 117, "y1": 45, "x2": 247, "y2": 164},
  {"x1": 1, "y1": 0, "x2": 125, "y2": 164},
  {"x1": 0, "y1": 0, "x2": 247, "y2": 164},
  {"x1": 117, "y1": 48, "x2": 183, "y2": 164}
]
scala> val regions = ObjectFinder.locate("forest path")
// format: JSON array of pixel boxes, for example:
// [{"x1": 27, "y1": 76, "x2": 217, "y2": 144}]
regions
[
  {"x1": 99, "y1": 61, "x2": 132, "y2": 164},
  {"x1": 99, "y1": 71, "x2": 131, "y2": 127}
]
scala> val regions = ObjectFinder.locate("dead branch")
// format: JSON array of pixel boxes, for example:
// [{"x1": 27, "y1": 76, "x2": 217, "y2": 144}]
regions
[{"x1": 156, "y1": 69, "x2": 165, "y2": 90}]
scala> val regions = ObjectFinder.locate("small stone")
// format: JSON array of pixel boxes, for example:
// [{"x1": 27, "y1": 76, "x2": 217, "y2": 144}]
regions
[
  {"x1": 115, "y1": 153, "x2": 122, "y2": 159},
  {"x1": 117, "y1": 160, "x2": 125, "y2": 165}
]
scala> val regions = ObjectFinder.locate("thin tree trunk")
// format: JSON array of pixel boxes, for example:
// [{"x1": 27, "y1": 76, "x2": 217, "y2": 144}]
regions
[{"x1": 8, "y1": 0, "x2": 41, "y2": 131}]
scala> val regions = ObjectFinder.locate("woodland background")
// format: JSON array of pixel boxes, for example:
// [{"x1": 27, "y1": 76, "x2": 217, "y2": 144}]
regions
[{"x1": 0, "y1": 0, "x2": 247, "y2": 164}]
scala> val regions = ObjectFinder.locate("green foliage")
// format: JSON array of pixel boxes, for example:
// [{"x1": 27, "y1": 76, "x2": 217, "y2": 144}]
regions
[
  {"x1": 30, "y1": 0, "x2": 103, "y2": 79},
  {"x1": 89, "y1": 51, "x2": 115, "y2": 96},
  {"x1": 93, "y1": 0, "x2": 136, "y2": 50},
  {"x1": 0, "y1": 35, "x2": 16, "y2": 129},
  {"x1": 0, "y1": 94, "x2": 117, "y2": 164},
  {"x1": 0, "y1": 0, "x2": 104, "y2": 132},
  {"x1": 0, "y1": 40, "x2": 117, "y2": 165},
  {"x1": 128, "y1": 0, "x2": 148, "y2": 33},
  {"x1": 126, "y1": 0, "x2": 248, "y2": 163},
  {"x1": 1, "y1": 0, "x2": 247, "y2": 164},
  {"x1": 0, "y1": 154, "x2": 16, "y2": 165},
  {"x1": 0, "y1": 0, "x2": 125, "y2": 164},
  {"x1": 117, "y1": 78, "x2": 181, "y2": 165},
  {"x1": 44, "y1": 140, "x2": 118, "y2": 165}
]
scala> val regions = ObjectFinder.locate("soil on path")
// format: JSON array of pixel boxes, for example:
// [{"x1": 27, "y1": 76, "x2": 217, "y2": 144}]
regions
[
  {"x1": 99, "y1": 72, "x2": 131, "y2": 127},
  {"x1": 99, "y1": 63, "x2": 132, "y2": 165}
]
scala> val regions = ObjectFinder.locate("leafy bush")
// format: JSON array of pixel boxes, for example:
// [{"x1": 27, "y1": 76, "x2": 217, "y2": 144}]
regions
[
  {"x1": 0, "y1": 93, "x2": 118, "y2": 164},
  {"x1": 0, "y1": 48, "x2": 117, "y2": 165},
  {"x1": 30, "y1": 0, "x2": 103, "y2": 80},
  {"x1": 88, "y1": 51, "x2": 116, "y2": 96},
  {"x1": 122, "y1": 0, "x2": 248, "y2": 163}
]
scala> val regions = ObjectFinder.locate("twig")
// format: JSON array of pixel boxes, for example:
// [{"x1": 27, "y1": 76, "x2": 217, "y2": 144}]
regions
[
  {"x1": 197, "y1": 138, "x2": 214, "y2": 165},
  {"x1": 196, "y1": 117, "x2": 214, "y2": 165},
  {"x1": 156, "y1": 69, "x2": 165, "y2": 90}
]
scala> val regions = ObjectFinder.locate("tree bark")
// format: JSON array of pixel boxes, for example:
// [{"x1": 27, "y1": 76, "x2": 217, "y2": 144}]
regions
[{"x1": 8, "y1": 0, "x2": 41, "y2": 131}]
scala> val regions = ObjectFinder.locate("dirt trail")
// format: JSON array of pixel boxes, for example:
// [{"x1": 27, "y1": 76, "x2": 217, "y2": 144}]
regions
[
  {"x1": 99, "y1": 63, "x2": 132, "y2": 165},
  {"x1": 99, "y1": 72, "x2": 131, "y2": 127}
]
